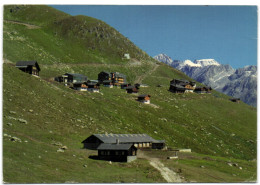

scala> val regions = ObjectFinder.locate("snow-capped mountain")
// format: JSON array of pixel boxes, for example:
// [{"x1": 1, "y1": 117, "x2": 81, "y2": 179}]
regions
[{"x1": 154, "y1": 54, "x2": 257, "y2": 107}]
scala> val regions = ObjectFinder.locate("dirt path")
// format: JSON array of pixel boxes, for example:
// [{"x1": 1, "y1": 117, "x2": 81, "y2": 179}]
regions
[
  {"x1": 138, "y1": 150, "x2": 184, "y2": 183},
  {"x1": 5, "y1": 20, "x2": 41, "y2": 29},
  {"x1": 134, "y1": 63, "x2": 159, "y2": 84},
  {"x1": 149, "y1": 158, "x2": 183, "y2": 183}
]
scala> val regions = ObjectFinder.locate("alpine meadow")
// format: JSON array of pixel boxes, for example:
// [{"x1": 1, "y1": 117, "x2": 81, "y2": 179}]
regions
[{"x1": 3, "y1": 5, "x2": 257, "y2": 183}]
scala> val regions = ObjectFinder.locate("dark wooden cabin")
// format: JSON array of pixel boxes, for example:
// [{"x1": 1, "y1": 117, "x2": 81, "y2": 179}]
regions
[
  {"x1": 103, "y1": 80, "x2": 113, "y2": 88},
  {"x1": 126, "y1": 86, "x2": 139, "y2": 94},
  {"x1": 138, "y1": 94, "x2": 151, "y2": 104},
  {"x1": 194, "y1": 86, "x2": 212, "y2": 94},
  {"x1": 82, "y1": 134, "x2": 165, "y2": 150},
  {"x1": 16, "y1": 61, "x2": 41, "y2": 76},
  {"x1": 169, "y1": 79, "x2": 196, "y2": 93},
  {"x1": 98, "y1": 71, "x2": 127, "y2": 85},
  {"x1": 86, "y1": 81, "x2": 100, "y2": 92},
  {"x1": 230, "y1": 98, "x2": 240, "y2": 103},
  {"x1": 65, "y1": 73, "x2": 88, "y2": 83},
  {"x1": 97, "y1": 143, "x2": 137, "y2": 162},
  {"x1": 98, "y1": 71, "x2": 112, "y2": 83},
  {"x1": 73, "y1": 82, "x2": 88, "y2": 91},
  {"x1": 169, "y1": 85, "x2": 186, "y2": 93},
  {"x1": 111, "y1": 72, "x2": 126, "y2": 86}
]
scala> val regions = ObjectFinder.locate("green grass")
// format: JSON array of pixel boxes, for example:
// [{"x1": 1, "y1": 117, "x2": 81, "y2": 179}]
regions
[
  {"x1": 142, "y1": 150, "x2": 256, "y2": 182},
  {"x1": 2, "y1": 4, "x2": 257, "y2": 183}
]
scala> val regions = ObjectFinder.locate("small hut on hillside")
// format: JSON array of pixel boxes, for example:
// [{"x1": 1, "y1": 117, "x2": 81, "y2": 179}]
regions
[
  {"x1": 137, "y1": 94, "x2": 151, "y2": 104},
  {"x1": 230, "y1": 98, "x2": 240, "y2": 103},
  {"x1": 194, "y1": 86, "x2": 212, "y2": 94},
  {"x1": 103, "y1": 80, "x2": 113, "y2": 88},
  {"x1": 73, "y1": 82, "x2": 88, "y2": 91},
  {"x1": 126, "y1": 86, "x2": 138, "y2": 94},
  {"x1": 16, "y1": 61, "x2": 41, "y2": 76},
  {"x1": 86, "y1": 81, "x2": 100, "y2": 92}
]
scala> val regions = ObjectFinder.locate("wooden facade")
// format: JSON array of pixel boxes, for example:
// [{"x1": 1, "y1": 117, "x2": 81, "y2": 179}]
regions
[
  {"x1": 16, "y1": 61, "x2": 41, "y2": 76},
  {"x1": 138, "y1": 94, "x2": 151, "y2": 104},
  {"x1": 73, "y1": 82, "x2": 88, "y2": 91},
  {"x1": 126, "y1": 86, "x2": 139, "y2": 94},
  {"x1": 169, "y1": 79, "x2": 196, "y2": 93},
  {"x1": 230, "y1": 98, "x2": 240, "y2": 103},
  {"x1": 103, "y1": 80, "x2": 113, "y2": 88},
  {"x1": 97, "y1": 143, "x2": 137, "y2": 162},
  {"x1": 86, "y1": 81, "x2": 100, "y2": 92},
  {"x1": 98, "y1": 71, "x2": 126, "y2": 86},
  {"x1": 194, "y1": 86, "x2": 212, "y2": 94},
  {"x1": 65, "y1": 73, "x2": 88, "y2": 83}
]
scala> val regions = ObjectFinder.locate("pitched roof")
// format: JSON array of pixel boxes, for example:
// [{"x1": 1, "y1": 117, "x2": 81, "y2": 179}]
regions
[
  {"x1": 85, "y1": 134, "x2": 158, "y2": 144},
  {"x1": 112, "y1": 72, "x2": 126, "y2": 78},
  {"x1": 65, "y1": 73, "x2": 87, "y2": 78},
  {"x1": 97, "y1": 143, "x2": 134, "y2": 150},
  {"x1": 16, "y1": 61, "x2": 41, "y2": 71}
]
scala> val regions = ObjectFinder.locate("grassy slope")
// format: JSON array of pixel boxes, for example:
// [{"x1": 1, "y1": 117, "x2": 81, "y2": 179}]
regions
[{"x1": 3, "y1": 5, "x2": 257, "y2": 183}]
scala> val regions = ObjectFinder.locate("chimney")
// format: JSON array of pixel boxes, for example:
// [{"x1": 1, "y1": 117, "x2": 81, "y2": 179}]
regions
[{"x1": 116, "y1": 139, "x2": 120, "y2": 145}]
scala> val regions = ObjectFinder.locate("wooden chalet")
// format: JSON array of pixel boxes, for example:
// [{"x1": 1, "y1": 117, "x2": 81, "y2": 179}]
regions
[
  {"x1": 169, "y1": 79, "x2": 196, "y2": 93},
  {"x1": 98, "y1": 71, "x2": 112, "y2": 83},
  {"x1": 98, "y1": 71, "x2": 127, "y2": 86},
  {"x1": 97, "y1": 142, "x2": 137, "y2": 162},
  {"x1": 103, "y1": 80, "x2": 113, "y2": 88},
  {"x1": 65, "y1": 73, "x2": 87, "y2": 83},
  {"x1": 73, "y1": 82, "x2": 88, "y2": 91},
  {"x1": 111, "y1": 72, "x2": 126, "y2": 86},
  {"x1": 138, "y1": 94, "x2": 151, "y2": 104},
  {"x1": 230, "y1": 98, "x2": 240, "y2": 103},
  {"x1": 16, "y1": 61, "x2": 41, "y2": 76},
  {"x1": 86, "y1": 81, "x2": 100, "y2": 92},
  {"x1": 82, "y1": 134, "x2": 165, "y2": 150},
  {"x1": 126, "y1": 86, "x2": 139, "y2": 94},
  {"x1": 194, "y1": 86, "x2": 212, "y2": 94},
  {"x1": 169, "y1": 84, "x2": 187, "y2": 93}
]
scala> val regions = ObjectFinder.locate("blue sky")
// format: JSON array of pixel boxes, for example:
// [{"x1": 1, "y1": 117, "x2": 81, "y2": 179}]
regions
[{"x1": 50, "y1": 5, "x2": 257, "y2": 69}]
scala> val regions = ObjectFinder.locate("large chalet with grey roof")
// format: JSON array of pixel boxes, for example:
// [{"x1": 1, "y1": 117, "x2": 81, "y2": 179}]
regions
[{"x1": 82, "y1": 134, "x2": 165, "y2": 150}]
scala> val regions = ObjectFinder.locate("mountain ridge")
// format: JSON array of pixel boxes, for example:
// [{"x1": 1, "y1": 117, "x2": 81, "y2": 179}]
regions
[{"x1": 154, "y1": 54, "x2": 257, "y2": 107}]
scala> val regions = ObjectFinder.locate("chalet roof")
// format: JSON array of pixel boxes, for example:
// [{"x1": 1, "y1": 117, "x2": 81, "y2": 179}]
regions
[
  {"x1": 99, "y1": 71, "x2": 111, "y2": 77},
  {"x1": 83, "y1": 134, "x2": 158, "y2": 144},
  {"x1": 138, "y1": 94, "x2": 151, "y2": 98},
  {"x1": 171, "y1": 84, "x2": 186, "y2": 90},
  {"x1": 16, "y1": 61, "x2": 41, "y2": 71},
  {"x1": 112, "y1": 72, "x2": 126, "y2": 78},
  {"x1": 97, "y1": 143, "x2": 134, "y2": 150},
  {"x1": 65, "y1": 73, "x2": 87, "y2": 77}
]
